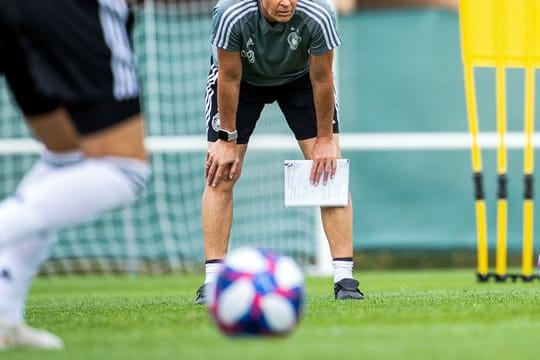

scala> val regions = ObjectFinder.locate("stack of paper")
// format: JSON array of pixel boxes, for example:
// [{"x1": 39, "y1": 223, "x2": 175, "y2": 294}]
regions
[{"x1": 284, "y1": 159, "x2": 349, "y2": 207}]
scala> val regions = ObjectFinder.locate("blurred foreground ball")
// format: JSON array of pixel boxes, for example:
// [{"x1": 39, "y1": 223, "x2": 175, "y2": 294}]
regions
[{"x1": 208, "y1": 247, "x2": 304, "y2": 337}]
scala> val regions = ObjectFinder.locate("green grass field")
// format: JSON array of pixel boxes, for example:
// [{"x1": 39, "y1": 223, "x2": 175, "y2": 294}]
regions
[{"x1": 2, "y1": 269, "x2": 540, "y2": 360}]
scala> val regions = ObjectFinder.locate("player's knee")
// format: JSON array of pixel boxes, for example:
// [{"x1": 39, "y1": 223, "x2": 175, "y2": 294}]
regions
[
  {"x1": 209, "y1": 174, "x2": 240, "y2": 193},
  {"x1": 226, "y1": 168, "x2": 242, "y2": 187}
]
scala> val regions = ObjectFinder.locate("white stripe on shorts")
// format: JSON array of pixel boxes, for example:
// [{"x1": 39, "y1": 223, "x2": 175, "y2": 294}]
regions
[
  {"x1": 205, "y1": 63, "x2": 219, "y2": 137},
  {"x1": 97, "y1": 0, "x2": 138, "y2": 100}
]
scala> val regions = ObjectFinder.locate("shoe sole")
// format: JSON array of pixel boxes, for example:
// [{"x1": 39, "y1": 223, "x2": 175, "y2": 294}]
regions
[
  {"x1": 336, "y1": 291, "x2": 364, "y2": 300},
  {"x1": 193, "y1": 298, "x2": 206, "y2": 305}
]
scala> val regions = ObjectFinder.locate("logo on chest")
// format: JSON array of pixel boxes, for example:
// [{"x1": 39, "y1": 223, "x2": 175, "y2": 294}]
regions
[
  {"x1": 287, "y1": 28, "x2": 302, "y2": 50},
  {"x1": 241, "y1": 37, "x2": 256, "y2": 64}
]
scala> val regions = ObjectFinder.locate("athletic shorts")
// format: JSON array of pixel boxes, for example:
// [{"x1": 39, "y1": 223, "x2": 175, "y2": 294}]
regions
[
  {"x1": 205, "y1": 64, "x2": 339, "y2": 144},
  {"x1": 0, "y1": 0, "x2": 140, "y2": 135}
]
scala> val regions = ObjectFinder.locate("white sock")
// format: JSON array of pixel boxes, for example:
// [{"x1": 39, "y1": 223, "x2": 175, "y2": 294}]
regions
[
  {"x1": 0, "y1": 149, "x2": 77, "y2": 326},
  {"x1": 0, "y1": 232, "x2": 56, "y2": 326},
  {"x1": 204, "y1": 261, "x2": 224, "y2": 284},
  {"x1": 15, "y1": 148, "x2": 84, "y2": 195},
  {"x1": 0, "y1": 157, "x2": 150, "y2": 247},
  {"x1": 332, "y1": 259, "x2": 354, "y2": 283}
]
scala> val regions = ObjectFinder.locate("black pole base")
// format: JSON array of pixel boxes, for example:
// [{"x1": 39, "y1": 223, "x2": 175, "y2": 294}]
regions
[{"x1": 476, "y1": 272, "x2": 540, "y2": 283}]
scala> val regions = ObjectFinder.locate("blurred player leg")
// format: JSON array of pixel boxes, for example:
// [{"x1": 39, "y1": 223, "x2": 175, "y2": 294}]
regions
[
  {"x1": 0, "y1": 233, "x2": 62, "y2": 350},
  {"x1": 0, "y1": 111, "x2": 149, "y2": 247},
  {"x1": 0, "y1": 124, "x2": 82, "y2": 349},
  {"x1": 0, "y1": 109, "x2": 149, "y2": 349},
  {"x1": 0, "y1": 0, "x2": 150, "y2": 348}
]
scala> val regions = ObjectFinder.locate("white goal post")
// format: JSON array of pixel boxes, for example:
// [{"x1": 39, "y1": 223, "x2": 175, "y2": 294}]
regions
[{"x1": 2, "y1": 132, "x2": 540, "y2": 154}]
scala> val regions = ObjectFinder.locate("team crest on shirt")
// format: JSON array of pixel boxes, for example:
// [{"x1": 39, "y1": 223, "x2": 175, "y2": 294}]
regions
[
  {"x1": 241, "y1": 37, "x2": 256, "y2": 63},
  {"x1": 211, "y1": 113, "x2": 221, "y2": 132},
  {"x1": 287, "y1": 29, "x2": 302, "y2": 50}
]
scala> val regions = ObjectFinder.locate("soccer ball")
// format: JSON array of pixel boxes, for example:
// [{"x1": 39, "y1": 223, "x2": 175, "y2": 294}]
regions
[{"x1": 207, "y1": 247, "x2": 304, "y2": 337}]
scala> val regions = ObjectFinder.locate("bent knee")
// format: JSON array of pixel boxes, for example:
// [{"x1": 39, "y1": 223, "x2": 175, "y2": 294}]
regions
[{"x1": 206, "y1": 175, "x2": 241, "y2": 193}]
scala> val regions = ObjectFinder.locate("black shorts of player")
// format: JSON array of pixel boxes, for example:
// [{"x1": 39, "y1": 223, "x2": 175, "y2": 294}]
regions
[
  {"x1": 0, "y1": 0, "x2": 140, "y2": 135},
  {"x1": 205, "y1": 65, "x2": 339, "y2": 144}
]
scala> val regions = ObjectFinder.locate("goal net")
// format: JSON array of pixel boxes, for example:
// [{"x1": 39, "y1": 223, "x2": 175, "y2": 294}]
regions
[{"x1": 0, "y1": 1, "x2": 323, "y2": 275}]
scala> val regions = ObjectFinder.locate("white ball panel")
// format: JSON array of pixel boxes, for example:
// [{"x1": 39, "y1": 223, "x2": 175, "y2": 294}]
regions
[
  {"x1": 226, "y1": 247, "x2": 267, "y2": 273},
  {"x1": 274, "y1": 256, "x2": 304, "y2": 289},
  {"x1": 260, "y1": 294, "x2": 296, "y2": 333},
  {"x1": 217, "y1": 279, "x2": 255, "y2": 325}
]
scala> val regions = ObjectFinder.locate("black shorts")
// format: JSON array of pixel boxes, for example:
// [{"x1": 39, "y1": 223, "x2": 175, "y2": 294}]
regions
[
  {"x1": 0, "y1": 0, "x2": 140, "y2": 135},
  {"x1": 205, "y1": 64, "x2": 339, "y2": 144}
]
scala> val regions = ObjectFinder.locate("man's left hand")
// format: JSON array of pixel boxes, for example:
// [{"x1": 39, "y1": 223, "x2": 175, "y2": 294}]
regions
[{"x1": 310, "y1": 137, "x2": 338, "y2": 185}]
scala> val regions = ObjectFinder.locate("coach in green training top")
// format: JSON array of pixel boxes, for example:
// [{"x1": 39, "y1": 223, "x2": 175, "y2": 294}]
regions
[{"x1": 196, "y1": 0, "x2": 364, "y2": 304}]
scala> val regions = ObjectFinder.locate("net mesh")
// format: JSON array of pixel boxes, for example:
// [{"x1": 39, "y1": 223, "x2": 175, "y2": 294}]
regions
[{"x1": 0, "y1": 1, "x2": 318, "y2": 274}]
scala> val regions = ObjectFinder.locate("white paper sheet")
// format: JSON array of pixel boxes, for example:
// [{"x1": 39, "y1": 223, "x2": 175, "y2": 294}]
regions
[{"x1": 284, "y1": 159, "x2": 349, "y2": 207}]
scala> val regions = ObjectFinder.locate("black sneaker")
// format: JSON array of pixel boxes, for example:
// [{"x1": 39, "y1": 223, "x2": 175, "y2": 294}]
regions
[
  {"x1": 193, "y1": 284, "x2": 207, "y2": 305},
  {"x1": 334, "y1": 278, "x2": 364, "y2": 300}
]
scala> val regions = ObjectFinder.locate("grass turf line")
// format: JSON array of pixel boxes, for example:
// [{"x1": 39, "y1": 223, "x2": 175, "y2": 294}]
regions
[{"x1": 2, "y1": 269, "x2": 540, "y2": 360}]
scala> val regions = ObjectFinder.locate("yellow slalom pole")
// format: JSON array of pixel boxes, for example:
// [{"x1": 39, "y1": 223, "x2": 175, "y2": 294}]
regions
[
  {"x1": 495, "y1": 64, "x2": 508, "y2": 281},
  {"x1": 463, "y1": 64, "x2": 489, "y2": 281},
  {"x1": 492, "y1": 0, "x2": 508, "y2": 281},
  {"x1": 521, "y1": 1, "x2": 540, "y2": 281},
  {"x1": 521, "y1": 0, "x2": 536, "y2": 280},
  {"x1": 522, "y1": 65, "x2": 535, "y2": 280},
  {"x1": 460, "y1": 1, "x2": 489, "y2": 281}
]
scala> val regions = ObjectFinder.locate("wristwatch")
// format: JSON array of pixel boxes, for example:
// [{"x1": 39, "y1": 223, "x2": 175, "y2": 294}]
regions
[{"x1": 218, "y1": 128, "x2": 238, "y2": 142}]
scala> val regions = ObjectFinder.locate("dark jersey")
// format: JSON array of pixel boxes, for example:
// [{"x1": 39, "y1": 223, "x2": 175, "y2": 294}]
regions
[{"x1": 211, "y1": 0, "x2": 341, "y2": 86}]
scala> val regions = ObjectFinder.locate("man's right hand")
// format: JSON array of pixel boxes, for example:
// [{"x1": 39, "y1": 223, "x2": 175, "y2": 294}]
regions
[{"x1": 205, "y1": 140, "x2": 239, "y2": 187}]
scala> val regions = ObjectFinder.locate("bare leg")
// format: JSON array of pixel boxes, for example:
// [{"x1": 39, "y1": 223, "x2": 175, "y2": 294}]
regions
[
  {"x1": 321, "y1": 194, "x2": 354, "y2": 258},
  {"x1": 202, "y1": 184, "x2": 234, "y2": 260},
  {"x1": 298, "y1": 135, "x2": 363, "y2": 299},
  {"x1": 202, "y1": 144, "x2": 247, "y2": 260},
  {"x1": 27, "y1": 109, "x2": 147, "y2": 161},
  {"x1": 79, "y1": 113, "x2": 147, "y2": 160},
  {"x1": 298, "y1": 135, "x2": 353, "y2": 258},
  {"x1": 193, "y1": 144, "x2": 247, "y2": 304},
  {"x1": 27, "y1": 108, "x2": 80, "y2": 152}
]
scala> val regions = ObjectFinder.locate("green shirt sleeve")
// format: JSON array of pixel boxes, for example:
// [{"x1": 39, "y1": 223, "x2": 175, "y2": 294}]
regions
[
  {"x1": 301, "y1": 1, "x2": 342, "y2": 55},
  {"x1": 211, "y1": 0, "x2": 253, "y2": 52}
]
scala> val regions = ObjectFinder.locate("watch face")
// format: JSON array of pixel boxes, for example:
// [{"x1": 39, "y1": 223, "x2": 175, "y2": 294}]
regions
[
  {"x1": 218, "y1": 130, "x2": 237, "y2": 141},
  {"x1": 218, "y1": 130, "x2": 228, "y2": 141}
]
